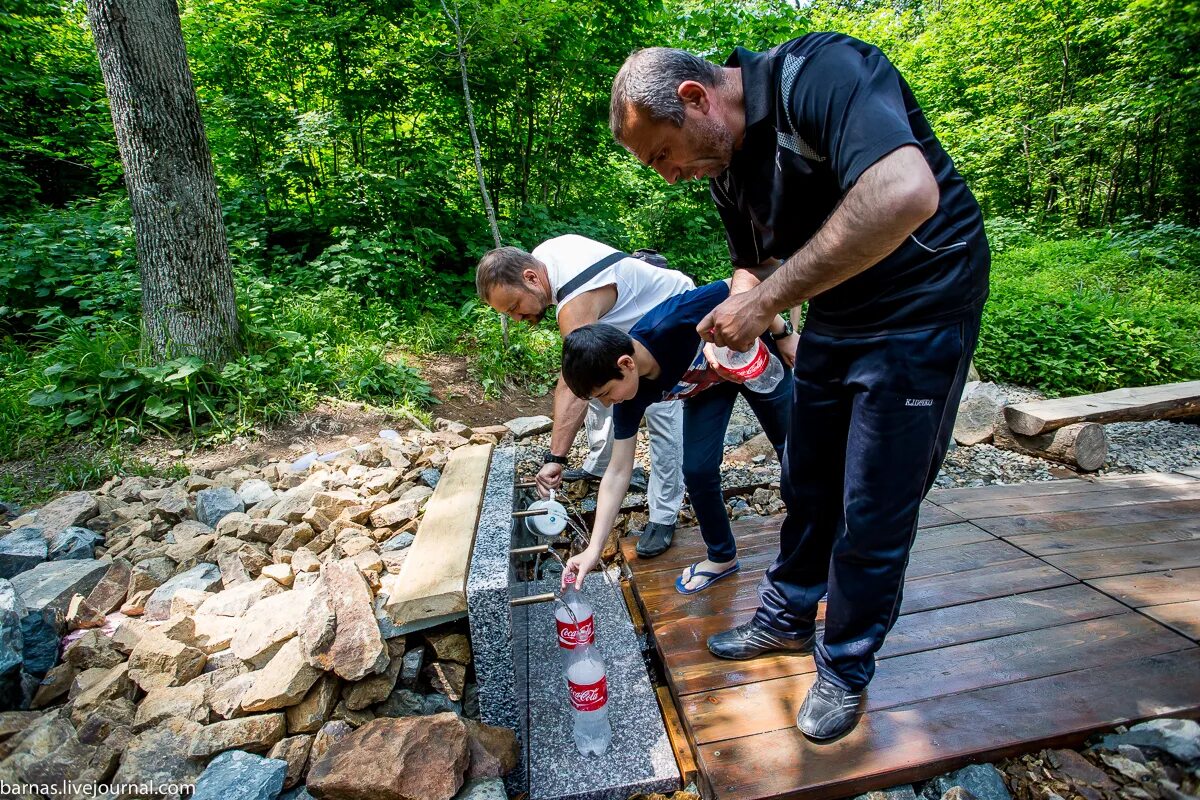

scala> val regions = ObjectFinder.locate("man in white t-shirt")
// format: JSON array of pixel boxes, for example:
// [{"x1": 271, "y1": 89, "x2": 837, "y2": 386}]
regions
[{"x1": 476, "y1": 234, "x2": 693, "y2": 556}]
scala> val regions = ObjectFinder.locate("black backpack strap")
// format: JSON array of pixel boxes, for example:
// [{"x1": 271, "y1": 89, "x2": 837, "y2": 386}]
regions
[{"x1": 556, "y1": 251, "x2": 628, "y2": 304}]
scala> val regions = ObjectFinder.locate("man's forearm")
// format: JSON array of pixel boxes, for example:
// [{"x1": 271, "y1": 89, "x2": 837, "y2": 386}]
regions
[
  {"x1": 547, "y1": 375, "x2": 589, "y2": 457},
  {"x1": 755, "y1": 145, "x2": 939, "y2": 316}
]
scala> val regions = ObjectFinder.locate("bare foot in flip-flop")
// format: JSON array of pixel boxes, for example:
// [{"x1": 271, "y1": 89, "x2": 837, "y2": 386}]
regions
[{"x1": 679, "y1": 558, "x2": 738, "y2": 592}]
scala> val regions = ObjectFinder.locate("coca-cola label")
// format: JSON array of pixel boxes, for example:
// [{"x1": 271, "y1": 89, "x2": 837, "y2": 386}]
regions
[
  {"x1": 568, "y1": 675, "x2": 608, "y2": 712},
  {"x1": 727, "y1": 340, "x2": 770, "y2": 381},
  {"x1": 557, "y1": 615, "x2": 594, "y2": 649}
]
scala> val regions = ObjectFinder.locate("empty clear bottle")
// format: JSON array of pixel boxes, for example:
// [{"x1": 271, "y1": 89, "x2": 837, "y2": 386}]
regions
[
  {"x1": 713, "y1": 338, "x2": 784, "y2": 393},
  {"x1": 565, "y1": 635, "x2": 612, "y2": 756}
]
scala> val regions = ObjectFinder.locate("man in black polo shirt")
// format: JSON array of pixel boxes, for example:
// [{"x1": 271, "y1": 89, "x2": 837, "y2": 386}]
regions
[{"x1": 610, "y1": 34, "x2": 989, "y2": 740}]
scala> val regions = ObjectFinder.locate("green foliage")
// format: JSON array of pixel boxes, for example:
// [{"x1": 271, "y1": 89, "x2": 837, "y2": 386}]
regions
[
  {"x1": 0, "y1": 281, "x2": 437, "y2": 459},
  {"x1": 0, "y1": 198, "x2": 139, "y2": 328},
  {"x1": 976, "y1": 236, "x2": 1200, "y2": 395}
]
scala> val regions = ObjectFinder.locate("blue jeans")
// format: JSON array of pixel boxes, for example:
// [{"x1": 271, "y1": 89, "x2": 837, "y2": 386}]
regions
[{"x1": 682, "y1": 357, "x2": 792, "y2": 563}]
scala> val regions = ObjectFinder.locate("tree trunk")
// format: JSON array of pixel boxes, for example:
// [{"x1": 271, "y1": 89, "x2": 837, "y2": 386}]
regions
[
  {"x1": 994, "y1": 418, "x2": 1107, "y2": 472},
  {"x1": 441, "y1": 0, "x2": 507, "y2": 345},
  {"x1": 85, "y1": 0, "x2": 241, "y2": 366}
]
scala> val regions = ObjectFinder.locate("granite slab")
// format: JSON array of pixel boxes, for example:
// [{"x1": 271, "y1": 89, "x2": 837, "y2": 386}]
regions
[{"x1": 520, "y1": 567, "x2": 680, "y2": 800}]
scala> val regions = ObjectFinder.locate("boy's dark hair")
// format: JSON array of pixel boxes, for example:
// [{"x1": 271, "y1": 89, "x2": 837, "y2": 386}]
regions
[{"x1": 562, "y1": 323, "x2": 635, "y2": 399}]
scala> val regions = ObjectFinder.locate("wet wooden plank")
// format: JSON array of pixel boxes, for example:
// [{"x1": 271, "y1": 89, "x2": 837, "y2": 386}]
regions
[
  {"x1": 1003, "y1": 518, "x2": 1200, "y2": 556},
  {"x1": 656, "y1": 686, "x2": 700, "y2": 787},
  {"x1": 660, "y1": 584, "x2": 1126, "y2": 698},
  {"x1": 905, "y1": 539, "x2": 1029, "y2": 581},
  {"x1": 973, "y1": 499, "x2": 1200, "y2": 537},
  {"x1": 683, "y1": 613, "x2": 1192, "y2": 745},
  {"x1": 1141, "y1": 600, "x2": 1200, "y2": 641},
  {"x1": 696, "y1": 648, "x2": 1200, "y2": 800},
  {"x1": 1087, "y1": 567, "x2": 1200, "y2": 607},
  {"x1": 926, "y1": 473, "x2": 1196, "y2": 506},
  {"x1": 939, "y1": 482, "x2": 1200, "y2": 521},
  {"x1": 621, "y1": 517, "x2": 780, "y2": 576},
  {"x1": 918, "y1": 501, "x2": 963, "y2": 529},
  {"x1": 1042, "y1": 540, "x2": 1200, "y2": 580},
  {"x1": 900, "y1": 557, "x2": 1076, "y2": 614},
  {"x1": 910, "y1": 522, "x2": 995, "y2": 552}
]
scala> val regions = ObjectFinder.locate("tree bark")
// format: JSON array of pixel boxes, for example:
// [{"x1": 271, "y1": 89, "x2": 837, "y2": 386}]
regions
[{"x1": 86, "y1": 0, "x2": 241, "y2": 366}]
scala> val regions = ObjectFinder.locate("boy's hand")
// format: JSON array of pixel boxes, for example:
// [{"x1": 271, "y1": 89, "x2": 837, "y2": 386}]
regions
[
  {"x1": 563, "y1": 549, "x2": 601, "y2": 589},
  {"x1": 536, "y1": 462, "x2": 563, "y2": 497},
  {"x1": 776, "y1": 332, "x2": 799, "y2": 369}
]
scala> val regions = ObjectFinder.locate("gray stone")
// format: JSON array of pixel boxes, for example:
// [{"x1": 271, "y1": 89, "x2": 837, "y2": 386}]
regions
[
  {"x1": 11, "y1": 559, "x2": 108, "y2": 617},
  {"x1": 196, "y1": 488, "x2": 245, "y2": 529},
  {"x1": 503, "y1": 415, "x2": 553, "y2": 438},
  {"x1": 399, "y1": 645, "x2": 424, "y2": 688},
  {"x1": 953, "y1": 381, "x2": 1008, "y2": 446},
  {"x1": 375, "y1": 687, "x2": 423, "y2": 718},
  {"x1": 422, "y1": 692, "x2": 462, "y2": 716},
  {"x1": 420, "y1": 468, "x2": 442, "y2": 489},
  {"x1": 453, "y1": 778, "x2": 507, "y2": 800},
  {"x1": 853, "y1": 786, "x2": 918, "y2": 800},
  {"x1": 1097, "y1": 718, "x2": 1200, "y2": 765},
  {"x1": 0, "y1": 580, "x2": 24, "y2": 709},
  {"x1": 111, "y1": 716, "x2": 207, "y2": 792},
  {"x1": 0, "y1": 528, "x2": 49, "y2": 578},
  {"x1": 279, "y1": 789, "x2": 314, "y2": 800},
  {"x1": 238, "y1": 479, "x2": 277, "y2": 508},
  {"x1": 380, "y1": 532, "x2": 415, "y2": 552},
  {"x1": 144, "y1": 562, "x2": 223, "y2": 621},
  {"x1": 30, "y1": 492, "x2": 98, "y2": 539},
  {"x1": 48, "y1": 527, "x2": 103, "y2": 561},
  {"x1": 19, "y1": 604, "x2": 62, "y2": 677},
  {"x1": 921, "y1": 764, "x2": 1011, "y2": 800},
  {"x1": 191, "y1": 749, "x2": 288, "y2": 800}
]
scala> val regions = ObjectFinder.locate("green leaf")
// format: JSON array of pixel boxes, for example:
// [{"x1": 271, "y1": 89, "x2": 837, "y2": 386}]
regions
[
  {"x1": 164, "y1": 357, "x2": 204, "y2": 382},
  {"x1": 143, "y1": 395, "x2": 182, "y2": 420},
  {"x1": 65, "y1": 410, "x2": 91, "y2": 426},
  {"x1": 28, "y1": 389, "x2": 66, "y2": 407}
]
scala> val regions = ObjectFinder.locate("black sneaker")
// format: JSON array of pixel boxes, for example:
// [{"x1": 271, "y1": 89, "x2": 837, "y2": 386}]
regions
[
  {"x1": 707, "y1": 621, "x2": 814, "y2": 660},
  {"x1": 561, "y1": 468, "x2": 602, "y2": 484},
  {"x1": 796, "y1": 674, "x2": 864, "y2": 740},
  {"x1": 634, "y1": 522, "x2": 675, "y2": 557}
]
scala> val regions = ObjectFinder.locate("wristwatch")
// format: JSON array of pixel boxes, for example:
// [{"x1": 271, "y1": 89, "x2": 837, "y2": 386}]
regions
[
  {"x1": 543, "y1": 451, "x2": 569, "y2": 466},
  {"x1": 770, "y1": 319, "x2": 795, "y2": 340}
]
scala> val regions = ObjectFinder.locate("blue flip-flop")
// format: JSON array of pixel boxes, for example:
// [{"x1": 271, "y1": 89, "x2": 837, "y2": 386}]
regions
[{"x1": 675, "y1": 560, "x2": 741, "y2": 595}]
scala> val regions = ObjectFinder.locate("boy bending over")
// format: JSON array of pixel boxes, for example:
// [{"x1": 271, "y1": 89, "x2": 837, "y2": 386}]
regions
[{"x1": 561, "y1": 280, "x2": 793, "y2": 594}]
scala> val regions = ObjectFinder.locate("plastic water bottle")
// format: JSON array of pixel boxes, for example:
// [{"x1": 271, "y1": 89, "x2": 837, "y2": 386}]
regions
[
  {"x1": 556, "y1": 575, "x2": 595, "y2": 660},
  {"x1": 565, "y1": 636, "x2": 612, "y2": 756},
  {"x1": 713, "y1": 339, "x2": 784, "y2": 393}
]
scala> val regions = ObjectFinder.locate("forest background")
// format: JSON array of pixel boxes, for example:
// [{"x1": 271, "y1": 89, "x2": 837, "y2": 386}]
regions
[{"x1": 1, "y1": 0, "x2": 1198, "y2": 501}]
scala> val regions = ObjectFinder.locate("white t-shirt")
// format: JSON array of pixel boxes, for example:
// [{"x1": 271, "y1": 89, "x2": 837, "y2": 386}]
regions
[{"x1": 533, "y1": 234, "x2": 695, "y2": 335}]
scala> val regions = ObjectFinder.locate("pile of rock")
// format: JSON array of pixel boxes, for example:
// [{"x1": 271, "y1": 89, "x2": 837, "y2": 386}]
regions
[{"x1": 0, "y1": 418, "x2": 519, "y2": 800}]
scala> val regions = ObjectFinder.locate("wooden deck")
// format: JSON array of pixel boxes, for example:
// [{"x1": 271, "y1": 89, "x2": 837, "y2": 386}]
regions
[{"x1": 621, "y1": 471, "x2": 1200, "y2": 800}]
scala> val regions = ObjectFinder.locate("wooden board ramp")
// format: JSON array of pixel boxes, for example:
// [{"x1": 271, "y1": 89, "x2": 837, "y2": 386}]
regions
[
  {"x1": 1003, "y1": 379, "x2": 1200, "y2": 435},
  {"x1": 383, "y1": 442, "x2": 493, "y2": 632},
  {"x1": 622, "y1": 469, "x2": 1200, "y2": 799}
]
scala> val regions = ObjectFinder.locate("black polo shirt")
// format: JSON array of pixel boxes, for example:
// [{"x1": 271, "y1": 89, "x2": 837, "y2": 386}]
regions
[{"x1": 711, "y1": 32, "x2": 989, "y2": 335}]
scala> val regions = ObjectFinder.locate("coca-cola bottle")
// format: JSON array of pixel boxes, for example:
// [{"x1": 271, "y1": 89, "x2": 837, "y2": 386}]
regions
[
  {"x1": 555, "y1": 575, "x2": 595, "y2": 657},
  {"x1": 565, "y1": 635, "x2": 612, "y2": 756},
  {"x1": 712, "y1": 338, "x2": 784, "y2": 393}
]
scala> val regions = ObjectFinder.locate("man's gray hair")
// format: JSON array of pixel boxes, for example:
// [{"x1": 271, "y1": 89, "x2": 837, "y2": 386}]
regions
[
  {"x1": 475, "y1": 246, "x2": 540, "y2": 300},
  {"x1": 610, "y1": 47, "x2": 724, "y2": 142}
]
